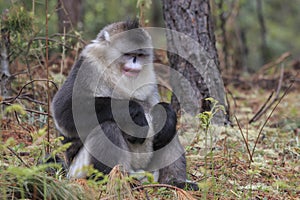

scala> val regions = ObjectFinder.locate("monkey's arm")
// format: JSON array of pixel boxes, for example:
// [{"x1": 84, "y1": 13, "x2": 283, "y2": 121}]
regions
[
  {"x1": 151, "y1": 103, "x2": 177, "y2": 150},
  {"x1": 94, "y1": 97, "x2": 116, "y2": 123},
  {"x1": 95, "y1": 97, "x2": 149, "y2": 144}
]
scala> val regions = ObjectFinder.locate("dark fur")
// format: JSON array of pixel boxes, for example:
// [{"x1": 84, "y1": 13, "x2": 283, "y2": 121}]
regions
[
  {"x1": 151, "y1": 103, "x2": 177, "y2": 151},
  {"x1": 95, "y1": 97, "x2": 149, "y2": 144},
  {"x1": 124, "y1": 19, "x2": 140, "y2": 30}
]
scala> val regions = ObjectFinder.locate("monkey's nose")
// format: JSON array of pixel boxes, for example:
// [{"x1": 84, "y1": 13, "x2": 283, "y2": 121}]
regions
[{"x1": 133, "y1": 56, "x2": 137, "y2": 63}]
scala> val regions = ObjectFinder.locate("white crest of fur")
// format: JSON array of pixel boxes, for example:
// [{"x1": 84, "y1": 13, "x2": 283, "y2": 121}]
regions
[{"x1": 103, "y1": 31, "x2": 110, "y2": 42}]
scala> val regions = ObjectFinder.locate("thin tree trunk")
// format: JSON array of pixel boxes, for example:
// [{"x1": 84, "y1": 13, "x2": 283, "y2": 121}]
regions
[
  {"x1": 217, "y1": 0, "x2": 229, "y2": 70},
  {"x1": 162, "y1": 0, "x2": 228, "y2": 125},
  {"x1": 57, "y1": 0, "x2": 83, "y2": 33},
  {"x1": 256, "y1": 0, "x2": 268, "y2": 63},
  {"x1": 0, "y1": 10, "x2": 11, "y2": 98}
]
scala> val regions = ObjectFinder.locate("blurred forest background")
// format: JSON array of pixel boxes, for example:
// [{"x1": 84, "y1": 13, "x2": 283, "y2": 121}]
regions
[
  {"x1": 2, "y1": 0, "x2": 300, "y2": 72},
  {"x1": 0, "y1": 0, "x2": 299, "y2": 199}
]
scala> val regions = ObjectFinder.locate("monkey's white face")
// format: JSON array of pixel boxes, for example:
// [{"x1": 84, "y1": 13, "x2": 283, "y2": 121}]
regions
[
  {"x1": 121, "y1": 53, "x2": 148, "y2": 77},
  {"x1": 81, "y1": 27, "x2": 157, "y2": 101}
]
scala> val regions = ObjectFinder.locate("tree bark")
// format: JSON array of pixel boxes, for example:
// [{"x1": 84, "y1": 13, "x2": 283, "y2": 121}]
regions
[
  {"x1": 0, "y1": 10, "x2": 11, "y2": 98},
  {"x1": 256, "y1": 0, "x2": 268, "y2": 63},
  {"x1": 162, "y1": 0, "x2": 228, "y2": 125},
  {"x1": 57, "y1": 0, "x2": 83, "y2": 33}
]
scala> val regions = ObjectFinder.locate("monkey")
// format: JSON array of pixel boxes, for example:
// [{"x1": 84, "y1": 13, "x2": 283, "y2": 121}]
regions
[{"x1": 51, "y1": 20, "x2": 198, "y2": 190}]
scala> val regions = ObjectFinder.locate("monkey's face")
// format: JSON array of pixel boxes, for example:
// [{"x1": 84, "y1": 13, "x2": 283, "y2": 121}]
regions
[
  {"x1": 82, "y1": 22, "x2": 157, "y2": 99},
  {"x1": 118, "y1": 49, "x2": 152, "y2": 78}
]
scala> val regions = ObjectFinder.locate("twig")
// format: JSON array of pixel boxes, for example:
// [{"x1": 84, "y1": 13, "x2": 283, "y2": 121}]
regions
[
  {"x1": 16, "y1": 95, "x2": 47, "y2": 105},
  {"x1": 14, "y1": 110, "x2": 34, "y2": 133},
  {"x1": 225, "y1": 91, "x2": 231, "y2": 123},
  {"x1": 251, "y1": 77, "x2": 296, "y2": 158},
  {"x1": 50, "y1": 33, "x2": 87, "y2": 45},
  {"x1": 249, "y1": 63, "x2": 285, "y2": 123},
  {"x1": 7, "y1": 147, "x2": 30, "y2": 168},
  {"x1": 275, "y1": 63, "x2": 285, "y2": 98},
  {"x1": 33, "y1": 37, "x2": 73, "y2": 49},
  {"x1": 225, "y1": 93, "x2": 231, "y2": 117},
  {"x1": 234, "y1": 115, "x2": 253, "y2": 163},
  {"x1": 257, "y1": 52, "x2": 291, "y2": 74},
  {"x1": 249, "y1": 91, "x2": 274, "y2": 123},
  {"x1": 14, "y1": 111, "x2": 20, "y2": 124},
  {"x1": 45, "y1": 0, "x2": 50, "y2": 154},
  {"x1": 145, "y1": 190, "x2": 150, "y2": 200},
  {"x1": 1, "y1": 101, "x2": 51, "y2": 117},
  {"x1": 3, "y1": 79, "x2": 58, "y2": 104}
]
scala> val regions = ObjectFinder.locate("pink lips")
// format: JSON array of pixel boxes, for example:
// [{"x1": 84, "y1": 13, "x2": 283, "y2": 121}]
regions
[{"x1": 122, "y1": 67, "x2": 141, "y2": 77}]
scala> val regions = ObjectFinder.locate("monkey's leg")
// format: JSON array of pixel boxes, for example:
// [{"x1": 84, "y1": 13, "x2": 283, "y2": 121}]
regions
[
  {"x1": 151, "y1": 137, "x2": 199, "y2": 191},
  {"x1": 151, "y1": 103, "x2": 199, "y2": 190},
  {"x1": 68, "y1": 121, "x2": 132, "y2": 178},
  {"x1": 158, "y1": 150, "x2": 199, "y2": 190}
]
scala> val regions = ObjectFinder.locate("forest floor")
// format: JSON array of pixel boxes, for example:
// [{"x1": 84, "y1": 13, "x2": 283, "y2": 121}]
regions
[
  {"x1": 0, "y1": 63, "x2": 299, "y2": 199},
  {"x1": 186, "y1": 69, "x2": 300, "y2": 199}
]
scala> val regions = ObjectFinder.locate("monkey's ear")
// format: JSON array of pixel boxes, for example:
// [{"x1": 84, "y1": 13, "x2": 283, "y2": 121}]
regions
[
  {"x1": 92, "y1": 31, "x2": 111, "y2": 44},
  {"x1": 103, "y1": 31, "x2": 110, "y2": 42}
]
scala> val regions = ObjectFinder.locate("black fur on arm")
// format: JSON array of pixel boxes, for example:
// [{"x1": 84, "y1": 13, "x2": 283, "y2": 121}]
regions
[
  {"x1": 151, "y1": 102, "x2": 177, "y2": 151},
  {"x1": 123, "y1": 100, "x2": 149, "y2": 144},
  {"x1": 95, "y1": 97, "x2": 149, "y2": 144},
  {"x1": 94, "y1": 97, "x2": 116, "y2": 123}
]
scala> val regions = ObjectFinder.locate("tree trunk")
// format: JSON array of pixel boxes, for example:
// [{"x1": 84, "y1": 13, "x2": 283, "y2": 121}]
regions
[
  {"x1": 0, "y1": 10, "x2": 11, "y2": 98},
  {"x1": 162, "y1": 0, "x2": 228, "y2": 125},
  {"x1": 256, "y1": 0, "x2": 269, "y2": 64},
  {"x1": 57, "y1": 0, "x2": 83, "y2": 33}
]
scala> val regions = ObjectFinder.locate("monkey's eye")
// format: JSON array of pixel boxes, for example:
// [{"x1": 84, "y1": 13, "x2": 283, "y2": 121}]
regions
[
  {"x1": 123, "y1": 53, "x2": 132, "y2": 57},
  {"x1": 137, "y1": 54, "x2": 145, "y2": 57}
]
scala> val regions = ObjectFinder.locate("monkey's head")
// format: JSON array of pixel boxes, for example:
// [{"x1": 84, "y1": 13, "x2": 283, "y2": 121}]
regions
[
  {"x1": 82, "y1": 20, "x2": 156, "y2": 100},
  {"x1": 96, "y1": 20, "x2": 153, "y2": 77}
]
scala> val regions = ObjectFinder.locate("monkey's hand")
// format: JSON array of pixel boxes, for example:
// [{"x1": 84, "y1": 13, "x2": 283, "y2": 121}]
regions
[{"x1": 151, "y1": 103, "x2": 177, "y2": 151}]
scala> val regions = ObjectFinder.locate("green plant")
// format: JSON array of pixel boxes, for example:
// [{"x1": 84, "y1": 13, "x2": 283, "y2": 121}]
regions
[
  {"x1": 0, "y1": 165, "x2": 92, "y2": 200},
  {"x1": 196, "y1": 97, "x2": 226, "y2": 149},
  {"x1": 196, "y1": 97, "x2": 225, "y2": 199}
]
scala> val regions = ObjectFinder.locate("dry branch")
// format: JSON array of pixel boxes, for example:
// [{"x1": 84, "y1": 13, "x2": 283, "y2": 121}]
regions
[
  {"x1": 249, "y1": 63, "x2": 285, "y2": 123},
  {"x1": 1, "y1": 101, "x2": 51, "y2": 116},
  {"x1": 257, "y1": 51, "x2": 291, "y2": 74},
  {"x1": 234, "y1": 115, "x2": 253, "y2": 163},
  {"x1": 251, "y1": 76, "x2": 296, "y2": 158},
  {"x1": 3, "y1": 79, "x2": 58, "y2": 104},
  {"x1": 7, "y1": 146, "x2": 30, "y2": 168}
]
